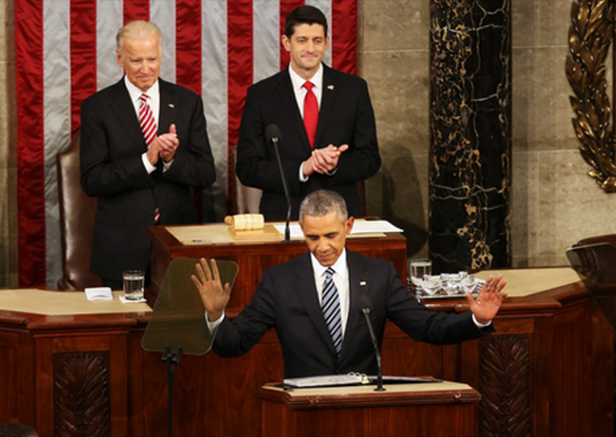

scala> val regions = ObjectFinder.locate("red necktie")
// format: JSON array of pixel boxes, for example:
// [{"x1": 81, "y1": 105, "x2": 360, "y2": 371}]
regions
[
  {"x1": 138, "y1": 93, "x2": 160, "y2": 223},
  {"x1": 303, "y1": 81, "x2": 318, "y2": 149},
  {"x1": 139, "y1": 93, "x2": 157, "y2": 147}
]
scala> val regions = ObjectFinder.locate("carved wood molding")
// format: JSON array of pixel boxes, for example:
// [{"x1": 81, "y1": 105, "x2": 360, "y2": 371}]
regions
[
  {"x1": 478, "y1": 336, "x2": 531, "y2": 437},
  {"x1": 53, "y1": 352, "x2": 111, "y2": 437},
  {"x1": 567, "y1": 0, "x2": 616, "y2": 191}
]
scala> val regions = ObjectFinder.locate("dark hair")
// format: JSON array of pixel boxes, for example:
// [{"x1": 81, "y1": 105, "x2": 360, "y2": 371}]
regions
[
  {"x1": 285, "y1": 5, "x2": 328, "y2": 38},
  {"x1": 299, "y1": 190, "x2": 348, "y2": 223}
]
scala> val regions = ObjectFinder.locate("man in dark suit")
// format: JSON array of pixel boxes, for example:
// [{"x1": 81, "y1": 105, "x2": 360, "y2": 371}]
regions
[
  {"x1": 193, "y1": 190, "x2": 507, "y2": 379},
  {"x1": 236, "y1": 5, "x2": 381, "y2": 221},
  {"x1": 81, "y1": 21, "x2": 215, "y2": 288}
]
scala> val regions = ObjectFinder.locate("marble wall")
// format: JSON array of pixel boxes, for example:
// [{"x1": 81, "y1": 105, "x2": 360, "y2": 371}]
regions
[{"x1": 1, "y1": 0, "x2": 615, "y2": 286}]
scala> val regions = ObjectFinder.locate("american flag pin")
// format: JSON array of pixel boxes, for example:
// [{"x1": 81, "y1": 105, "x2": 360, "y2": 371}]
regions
[
  {"x1": 360, "y1": 281, "x2": 367, "y2": 286},
  {"x1": 169, "y1": 103, "x2": 175, "y2": 108},
  {"x1": 327, "y1": 85, "x2": 334, "y2": 90}
]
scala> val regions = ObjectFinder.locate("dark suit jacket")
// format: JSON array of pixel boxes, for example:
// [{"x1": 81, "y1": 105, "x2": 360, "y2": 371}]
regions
[
  {"x1": 80, "y1": 78, "x2": 216, "y2": 281},
  {"x1": 213, "y1": 251, "x2": 494, "y2": 378},
  {"x1": 236, "y1": 65, "x2": 381, "y2": 221}
]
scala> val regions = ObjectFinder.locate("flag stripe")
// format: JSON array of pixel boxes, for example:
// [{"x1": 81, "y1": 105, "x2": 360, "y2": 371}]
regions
[
  {"x1": 152, "y1": 0, "x2": 177, "y2": 83},
  {"x1": 96, "y1": 0, "x2": 122, "y2": 90},
  {"x1": 44, "y1": 0, "x2": 71, "y2": 289},
  {"x1": 70, "y1": 0, "x2": 97, "y2": 137},
  {"x1": 331, "y1": 0, "x2": 357, "y2": 74},
  {"x1": 227, "y1": 1, "x2": 253, "y2": 213},
  {"x1": 16, "y1": 0, "x2": 46, "y2": 287},
  {"x1": 124, "y1": 0, "x2": 150, "y2": 23},
  {"x1": 176, "y1": 0, "x2": 201, "y2": 95},
  {"x1": 202, "y1": 1, "x2": 228, "y2": 220}
]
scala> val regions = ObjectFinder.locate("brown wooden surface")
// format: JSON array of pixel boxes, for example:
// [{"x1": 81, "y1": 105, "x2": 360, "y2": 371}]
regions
[
  {"x1": 258, "y1": 382, "x2": 480, "y2": 437},
  {"x1": 146, "y1": 224, "x2": 408, "y2": 313},
  {"x1": 0, "y1": 278, "x2": 613, "y2": 436}
]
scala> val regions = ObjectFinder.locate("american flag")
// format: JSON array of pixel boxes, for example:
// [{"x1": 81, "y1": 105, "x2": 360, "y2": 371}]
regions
[{"x1": 15, "y1": 0, "x2": 358, "y2": 287}]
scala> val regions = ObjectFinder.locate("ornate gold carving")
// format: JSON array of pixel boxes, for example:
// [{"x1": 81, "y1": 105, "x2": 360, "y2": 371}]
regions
[{"x1": 567, "y1": 0, "x2": 616, "y2": 191}]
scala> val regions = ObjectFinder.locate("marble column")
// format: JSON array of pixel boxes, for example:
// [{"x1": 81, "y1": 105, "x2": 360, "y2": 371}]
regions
[{"x1": 429, "y1": 0, "x2": 511, "y2": 273}]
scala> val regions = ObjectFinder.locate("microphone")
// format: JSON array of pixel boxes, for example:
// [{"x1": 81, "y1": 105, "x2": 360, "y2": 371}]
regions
[
  {"x1": 358, "y1": 295, "x2": 385, "y2": 391},
  {"x1": 265, "y1": 124, "x2": 292, "y2": 243}
]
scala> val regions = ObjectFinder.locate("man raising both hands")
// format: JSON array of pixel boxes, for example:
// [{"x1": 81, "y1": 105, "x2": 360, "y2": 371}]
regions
[{"x1": 192, "y1": 190, "x2": 507, "y2": 378}]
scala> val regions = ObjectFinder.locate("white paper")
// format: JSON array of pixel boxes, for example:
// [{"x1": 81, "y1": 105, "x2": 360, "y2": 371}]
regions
[
  {"x1": 85, "y1": 287, "x2": 113, "y2": 301},
  {"x1": 119, "y1": 295, "x2": 147, "y2": 304}
]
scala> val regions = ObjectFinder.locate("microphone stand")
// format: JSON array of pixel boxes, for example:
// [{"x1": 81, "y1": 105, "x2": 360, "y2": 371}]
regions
[
  {"x1": 271, "y1": 137, "x2": 292, "y2": 242},
  {"x1": 361, "y1": 308, "x2": 385, "y2": 391},
  {"x1": 162, "y1": 345, "x2": 184, "y2": 437}
]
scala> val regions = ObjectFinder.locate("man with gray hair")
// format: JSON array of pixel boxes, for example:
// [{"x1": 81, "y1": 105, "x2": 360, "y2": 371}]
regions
[
  {"x1": 193, "y1": 189, "x2": 507, "y2": 378},
  {"x1": 81, "y1": 20, "x2": 216, "y2": 289}
]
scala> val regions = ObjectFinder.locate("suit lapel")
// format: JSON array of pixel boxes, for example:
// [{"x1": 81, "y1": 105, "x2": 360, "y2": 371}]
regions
[
  {"x1": 158, "y1": 79, "x2": 177, "y2": 134},
  {"x1": 109, "y1": 79, "x2": 145, "y2": 150},
  {"x1": 293, "y1": 253, "x2": 338, "y2": 353},
  {"x1": 314, "y1": 65, "x2": 336, "y2": 149},
  {"x1": 277, "y1": 69, "x2": 312, "y2": 155}
]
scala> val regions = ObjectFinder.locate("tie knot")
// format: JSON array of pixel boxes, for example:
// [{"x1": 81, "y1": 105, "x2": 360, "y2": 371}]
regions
[
  {"x1": 139, "y1": 93, "x2": 149, "y2": 104},
  {"x1": 303, "y1": 81, "x2": 314, "y2": 92},
  {"x1": 325, "y1": 267, "x2": 335, "y2": 278}
]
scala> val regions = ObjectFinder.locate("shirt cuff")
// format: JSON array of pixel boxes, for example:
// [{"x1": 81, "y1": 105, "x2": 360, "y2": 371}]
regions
[
  {"x1": 299, "y1": 161, "x2": 309, "y2": 182},
  {"x1": 204, "y1": 311, "x2": 225, "y2": 333},
  {"x1": 472, "y1": 314, "x2": 492, "y2": 328},
  {"x1": 141, "y1": 153, "x2": 157, "y2": 174}
]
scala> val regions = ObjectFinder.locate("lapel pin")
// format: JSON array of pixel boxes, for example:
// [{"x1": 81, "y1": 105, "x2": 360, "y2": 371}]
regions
[
  {"x1": 327, "y1": 85, "x2": 334, "y2": 90},
  {"x1": 360, "y1": 281, "x2": 367, "y2": 286},
  {"x1": 168, "y1": 103, "x2": 175, "y2": 108}
]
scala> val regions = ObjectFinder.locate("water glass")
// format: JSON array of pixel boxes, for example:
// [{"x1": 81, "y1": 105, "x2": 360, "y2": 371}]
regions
[
  {"x1": 122, "y1": 270, "x2": 145, "y2": 301},
  {"x1": 408, "y1": 259, "x2": 432, "y2": 289}
]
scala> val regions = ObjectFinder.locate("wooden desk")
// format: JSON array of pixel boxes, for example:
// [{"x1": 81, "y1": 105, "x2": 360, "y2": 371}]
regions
[
  {"x1": 0, "y1": 268, "x2": 613, "y2": 437},
  {"x1": 258, "y1": 381, "x2": 481, "y2": 437},
  {"x1": 147, "y1": 222, "x2": 407, "y2": 312}
]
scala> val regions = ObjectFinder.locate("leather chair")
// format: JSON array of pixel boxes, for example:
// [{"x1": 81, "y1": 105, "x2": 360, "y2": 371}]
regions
[
  {"x1": 231, "y1": 145, "x2": 262, "y2": 214},
  {"x1": 56, "y1": 131, "x2": 101, "y2": 290},
  {"x1": 575, "y1": 233, "x2": 616, "y2": 248}
]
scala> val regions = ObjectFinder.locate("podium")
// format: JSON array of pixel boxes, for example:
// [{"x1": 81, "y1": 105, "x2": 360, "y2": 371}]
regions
[{"x1": 258, "y1": 381, "x2": 481, "y2": 437}]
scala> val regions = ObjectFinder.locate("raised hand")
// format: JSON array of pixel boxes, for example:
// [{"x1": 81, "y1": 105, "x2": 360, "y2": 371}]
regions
[
  {"x1": 191, "y1": 258, "x2": 232, "y2": 322},
  {"x1": 466, "y1": 274, "x2": 507, "y2": 324}
]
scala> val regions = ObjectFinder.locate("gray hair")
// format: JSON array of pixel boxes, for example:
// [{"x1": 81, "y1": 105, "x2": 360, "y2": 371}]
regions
[
  {"x1": 299, "y1": 190, "x2": 348, "y2": 223},
  {"x1": 116, "y1": 21, "x2": 163, "y2": 54}
]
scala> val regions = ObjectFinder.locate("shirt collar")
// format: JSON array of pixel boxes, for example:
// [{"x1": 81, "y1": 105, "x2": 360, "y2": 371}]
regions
[
  {"x1": 310, "y1": 248, "x2": 348, "y2": 280},
  {"x1": 288, "y1": 62, "x2": 323, "y2": 93},
  {"x1": 124, "y1": 75, "x2": 160, "y2": 103}
]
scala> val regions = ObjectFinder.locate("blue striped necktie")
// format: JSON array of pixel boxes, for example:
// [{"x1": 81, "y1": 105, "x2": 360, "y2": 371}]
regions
[{"x1": 322, "y1": 267, "x2": 342, "y2": 354}]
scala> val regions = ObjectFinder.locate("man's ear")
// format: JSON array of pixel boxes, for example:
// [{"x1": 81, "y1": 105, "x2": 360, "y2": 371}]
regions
[
  {"x1": 345, "y1": 217, "x2": 355, "y2": 235},
  {"x1": 282, "y1": 35, "x2": 291, "y2": 52}
]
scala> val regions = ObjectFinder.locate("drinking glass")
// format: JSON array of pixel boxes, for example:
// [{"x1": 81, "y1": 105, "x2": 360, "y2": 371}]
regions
[
  {"x1": 122, "y1": 270, "x2": 145, "y2": 301},
  {"x1": 408, "y1": 259, "x2": 432, "y2": 290}
]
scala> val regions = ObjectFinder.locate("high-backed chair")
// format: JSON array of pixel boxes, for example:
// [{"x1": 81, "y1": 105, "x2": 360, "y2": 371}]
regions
[
  {"x1": 56, "y1": 131, "x2": 101, "y2": 290},
  {"x1": 231, "y1": 145, "x2": 262, "y2": 214}
]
